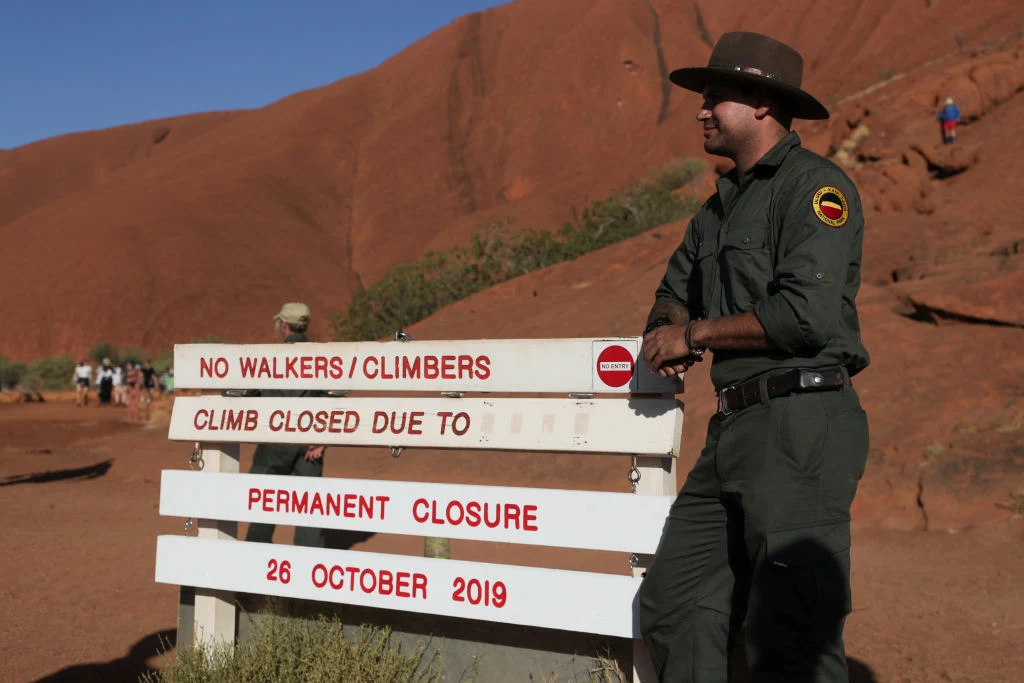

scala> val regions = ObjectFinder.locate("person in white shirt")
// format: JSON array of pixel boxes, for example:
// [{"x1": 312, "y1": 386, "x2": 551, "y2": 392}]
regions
[
  {"x1": 112, "y1": 365, "x2": 124, "y2": 406},
  {"x1": 72, "y1": 359, "x2": 92, "y2": 407}
]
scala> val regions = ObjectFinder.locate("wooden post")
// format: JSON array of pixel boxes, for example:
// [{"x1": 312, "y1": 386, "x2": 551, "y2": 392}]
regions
[
  {"x1": 632, "y1": 453, "x2": 677, "y2": 683},
  {"x1": 192, "y1": 442, "x2": 240, "y2": 651}
]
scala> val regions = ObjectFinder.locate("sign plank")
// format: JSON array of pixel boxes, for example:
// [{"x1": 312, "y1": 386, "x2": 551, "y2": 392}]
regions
[
  {"x1": 160, "y1": 471, "x2": 673, "y2": 553},
  {"x1": 173, "y1": 338, "x2": 682, "y2": 394},
  {"x1": 155, "y1": 536, "x2": 641, "y2": 638},
  {"x1": 168, "y1": 396, "x2": 683, "y2": 456}
]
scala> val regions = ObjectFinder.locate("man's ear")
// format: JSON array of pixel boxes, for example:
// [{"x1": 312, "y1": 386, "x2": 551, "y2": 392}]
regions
[{"x1": 753, "y1": 88, "x2": 772, "y2": 120}]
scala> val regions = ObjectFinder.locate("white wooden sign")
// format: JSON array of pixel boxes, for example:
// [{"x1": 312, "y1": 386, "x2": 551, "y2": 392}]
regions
[
  {"x1": 155, "y1": 535, "x2": 641, "y2": 638},
  {"x1": 168, "y1": 396, "x2": 683, "y2": 456},
  {"x1": 173, "y1": 338, "x2": 681, "y2": 394},
  {"x1": 160, "y1": 471, "x2": 673, "y2": 553}
]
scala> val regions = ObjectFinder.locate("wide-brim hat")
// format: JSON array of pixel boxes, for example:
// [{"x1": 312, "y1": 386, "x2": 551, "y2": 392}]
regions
[{"x1": 669, "y1": 31, "x2": 829, "y2": 120}]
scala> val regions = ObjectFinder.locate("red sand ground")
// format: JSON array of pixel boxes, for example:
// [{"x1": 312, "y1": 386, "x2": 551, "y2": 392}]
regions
[
  {"x1": 1, "y1": 400, "x2": 1022, "y2": 683},
  {"x1": 3, "y1": 0, "x2": 1024, "y2": 680}
]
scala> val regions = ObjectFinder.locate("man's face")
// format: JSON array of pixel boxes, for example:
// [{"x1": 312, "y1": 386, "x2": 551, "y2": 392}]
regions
[{"x1": 697, "y1": 81, "x2": 759, "y2": 157}]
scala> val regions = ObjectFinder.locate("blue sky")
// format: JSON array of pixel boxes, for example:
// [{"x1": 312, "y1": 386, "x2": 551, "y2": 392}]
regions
[{"x1": 0, "y1": 1, "x2": 508, "y2": 149}]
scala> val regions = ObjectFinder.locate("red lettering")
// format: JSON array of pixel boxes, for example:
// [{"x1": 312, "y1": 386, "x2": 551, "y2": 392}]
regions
[
  {"x1": 244, "y1": 410, "x2": 258, "y2": 431},
  {"x1": 363, "y1": 356, "x2": 378, "y2": 379},
  {"x1": 272, "y1": 358, "x2": 284, "y2": 379},
  {"x1": 447, "y1": 499, "x2": 465, "y2": 525},
  {"x1": 412, "y1": 573, "x2": 428, "y2": 599},
  {"x1": 300, "y1": 356, "x2": 313, "y2": 378},
  {"x1": 313, "y1": 410, "x2": 328, "y2": 433},
  {"x1": 475, "y1": 355, "x2": 491, "y2": 379},
  {"x1": 314, "y1": 356, "x2": 327, "y2": 378},
  {"x1": 326, "y1": 493, "x2": 341, "y2": 517},
  {"x1": 523, "y1": 504, "x2": 538, "y2": 531},
  {"x1": 285, "y1": 356, "x2": 298, "y2": 378},
  {"x1": 329, "y1": 565, "x2": 344, "y2": 590},
  {"x1": 378, "y1": 569, "x2": 393, "y2": 595},
  {"x1": 465, "y1": 501, "x2": 481, "y2": 527},
  {"x1": 329, "y1": 410, "x2": 344, "y2": 433},
  {"x1": 412, "y1": 498, "x2": 428, "y2": 522},
  {"x1": 424, "y1": 356, "x2": 439, "y2": 380},
  {"x1": 389, "y1": 411, "x2": 407, "y2": 434},
  {"x1": 408, "y1": 411, "x2": 423, "y2": 435},
  {"x1": 276, "y1": 489, "x2": 289, "y2": 513},
  {"x1": 437, "y1": 411, "x2": 453, "y2": 434},
  {"x1": 310, "y1": 492, "x2": 324, "y2": 515},
  {"x1": 329, "y1": 356, "x2": 344, "y2": 379},
  {"x1": 402, "y1": 356, "x2": 420, "y2": 379},
  {"x1": 248, "y1": 488, "x2": 260, "y2": 510},
  {"x1": 343, "y1": 494, "x2": 356, "y2": 517},
  {"x1": 360, "y1": 569, "x2": 376, "y2": 593},
  {"x1": 292, "y1": 491, "x2": 309, "y2": 514},
  {"x1": 458, "y1": 355, "x2": 473, "y2": 378},
  {"x1": 376, "y1": 495, "x2": 390, "y2": 518},
  {"x1": 312, "y1": 564, "x2": 327, "y2": 588},
  {"x1": 239, "y1": 356, "x2": 258, "y2": 377},
  {"x1": 504, "y1": 503, "x2": 521, "y2": 529},
  {"x1": 193, "y1": 409, "x2": 208, "y2": 430},
  {"x1": 344, "y1": 411, "x2": 360, "y2": 433},
  {"x1": 451, "y1": 412, "x2": 470, "y2": 436},
  {"x1": 380, "y1": 356, "x2": 394, "y2": 380},
  {"x1": 225, "y1": 409, "x2": 243, "y2": 431},
  {"x1": 200, "y1": 358, "x2": 213, "y2": 378},
  {"x1": 262, "y1": 489, "x2": 273, "y2": 512},
  {"x1": 431, "y1": 500, "x2": 444, "y2": 525},
  {"x1": 372, "y1": 411, "x2": 387, "y2": 434},
  {"x1": 269, "y1": 410, "x2": 284, "y2": 431},
  {"x1": 359, "y1": 496, "x2": 373, "y2": 518},
  {"x1": 396, "y1": 572, "x2": 411, "y2": 598},
  {"x1": 483, "y1": 502, "x2": 500, "y2": 528},
  {"x1": 441, "y1": 355, "x2": 456, "y2": 379}
]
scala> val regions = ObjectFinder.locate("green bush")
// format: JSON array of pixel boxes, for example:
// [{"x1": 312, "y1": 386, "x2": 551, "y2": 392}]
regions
[
  {"x1": 121, "y1": 347, "x2": 150, "y2": 365},
  {"x1": 141, "y1": 616, "x2": 443, "y2": 683},
  {"x1": 331, "y1": 158, "x2": 704, "y2": 341},
  {"x1": 88, "y1": 342, "x2": 120, "y2": 364},
  {"x1": 192, "y1": 335, "x2": 229, "y2": 344},
  {"x1": 0, "y1": 355, "x2": 27, "y2": 390},
  {"x1": 21, "y1": 354, "x2": 76, "y2": 390},
  {"x1": 152, "y1": 350, "x2": 175, "y2": 374}
]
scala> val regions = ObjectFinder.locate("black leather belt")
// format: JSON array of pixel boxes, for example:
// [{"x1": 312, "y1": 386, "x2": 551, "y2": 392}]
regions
[{"x1": 717, "y1": 366, "x2": 846, "y2": 415}]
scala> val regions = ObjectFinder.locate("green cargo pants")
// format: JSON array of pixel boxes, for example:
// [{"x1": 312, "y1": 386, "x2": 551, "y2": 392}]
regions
[
  {"x1": 638, "y1": 381, "x2": 868, "y2": 682},
  {"x1": 244, "y1": 443, "x2": 325, "y2": 548}
]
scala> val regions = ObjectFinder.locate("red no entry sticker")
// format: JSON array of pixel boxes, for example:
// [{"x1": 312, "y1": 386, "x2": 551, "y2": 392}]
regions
[{"x1": 595, "y1": 345, "x2": 635, "y2": 388}]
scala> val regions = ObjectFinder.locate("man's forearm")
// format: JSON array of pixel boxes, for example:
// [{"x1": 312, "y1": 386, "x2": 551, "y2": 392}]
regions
[
  {"x1": 690, "y1": 311, "x2": 774, "y2": 350},
  {"x1": 647, "y1": 300, "x2": 691, "y2": 327}
]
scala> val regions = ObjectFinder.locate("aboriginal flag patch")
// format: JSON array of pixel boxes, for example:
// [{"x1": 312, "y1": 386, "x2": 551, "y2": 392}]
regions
[{"x1": 812, "y1": 186, "x2": 849, "y2": 227}]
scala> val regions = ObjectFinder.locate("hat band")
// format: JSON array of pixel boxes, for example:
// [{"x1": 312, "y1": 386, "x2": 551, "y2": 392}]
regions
[{"x1": 710, "y1": 63, "x2": 791, "y2": 85}]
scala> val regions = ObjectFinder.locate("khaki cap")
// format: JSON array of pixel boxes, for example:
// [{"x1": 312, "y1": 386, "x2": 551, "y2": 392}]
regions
[{"x1": 273, "y1": 302, "x2": 311, "y2": 326}]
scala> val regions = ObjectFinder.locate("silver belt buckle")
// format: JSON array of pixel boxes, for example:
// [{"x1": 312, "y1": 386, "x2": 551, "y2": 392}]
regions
[{"x1": 718, "y1": 386, "x2": 738, "y2": 416}]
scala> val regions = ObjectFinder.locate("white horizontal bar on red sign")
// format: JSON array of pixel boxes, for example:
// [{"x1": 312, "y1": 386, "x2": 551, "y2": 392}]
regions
[
  {"x1": 168, "y1": 396, "x2": 683, "y2": 456},
  {"x1": 155, "y1": 535, "x2": 641, "y2": 638},
  {"x1": 172, "y1": 338, "x2": 682, "y2": 394},
  {"x1": 159, "y1": 471, "x2": 673, "y2": 554}
]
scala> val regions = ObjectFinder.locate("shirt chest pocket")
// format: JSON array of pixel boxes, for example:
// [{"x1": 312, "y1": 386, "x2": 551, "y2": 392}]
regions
[{"x1": 717, "y1": 223, "x2": 773, "y2": 312}]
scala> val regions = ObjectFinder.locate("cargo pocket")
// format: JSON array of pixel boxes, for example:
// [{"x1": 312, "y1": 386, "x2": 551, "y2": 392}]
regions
[
  {"x1": 719, "y1": 225, "x2": 772, "y2": 310},
  {"x1": 760, "y1": 521, "x2": 852, "y2": 629}
]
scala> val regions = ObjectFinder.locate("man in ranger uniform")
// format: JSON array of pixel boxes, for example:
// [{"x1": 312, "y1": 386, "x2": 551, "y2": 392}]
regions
[
  {"x1": 638, "y1": 33, "x2": 870, "y2": 682},
  {"x1": 245, "y1": 302, "x2": 328, "y2": 548}
]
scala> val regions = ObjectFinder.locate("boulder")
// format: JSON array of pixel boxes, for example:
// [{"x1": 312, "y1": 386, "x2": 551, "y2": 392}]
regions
[{"x1": 911, "y1": 142, "x2": 981, "y2": 175}]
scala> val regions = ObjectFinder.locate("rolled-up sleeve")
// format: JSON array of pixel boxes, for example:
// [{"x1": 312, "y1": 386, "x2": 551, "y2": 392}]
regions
[
  {"x1": 754, "y1": 169, "x2": 862, "y2": 352},
  {"x1": 654, "y1": 217, "x2": 702, "y2": 315}
]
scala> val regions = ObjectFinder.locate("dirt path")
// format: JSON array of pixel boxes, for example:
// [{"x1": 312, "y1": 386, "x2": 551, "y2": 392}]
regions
[{"x1": 1, "y1": 400, "x2": 1021, "y2": 682}]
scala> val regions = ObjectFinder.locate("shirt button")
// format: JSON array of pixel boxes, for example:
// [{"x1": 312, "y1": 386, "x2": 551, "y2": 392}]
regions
[
  {"x1": 815, "y1": 273, "x2": 824, "y2": 279},
  {"x1": 742, "y1": 236, "x2": 750, "y2": 244}
]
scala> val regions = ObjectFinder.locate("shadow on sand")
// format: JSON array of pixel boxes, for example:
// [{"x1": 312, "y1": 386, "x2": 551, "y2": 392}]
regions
[
  {"x1": 32, "y1": 628, "x2": 175, "y2": 682},
  {"x1": 0, "y1": 459, "x2": 113, "y2": 487}
]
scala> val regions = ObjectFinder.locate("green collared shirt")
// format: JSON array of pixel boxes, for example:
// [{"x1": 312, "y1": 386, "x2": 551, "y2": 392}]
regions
[{"x1": 655, "y1": 131, "x2": 870, "y2": 389}]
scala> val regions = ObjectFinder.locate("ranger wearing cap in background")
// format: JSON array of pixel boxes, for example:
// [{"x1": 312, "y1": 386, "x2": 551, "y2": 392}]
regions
[
  {"x1": 245, "y1": 302, "x2": 328, "y2": 548},
  {"x1": 637, "y1": 32, "x2": 870, "y2": 682}
]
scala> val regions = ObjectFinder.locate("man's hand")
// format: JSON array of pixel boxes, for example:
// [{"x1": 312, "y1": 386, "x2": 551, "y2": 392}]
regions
[
  {"x1": 642, "y1": 324, "x2": 703, "y2": 377},
  {"x1": 305, "y1": 445, "x2": 326, "y2": 462}
]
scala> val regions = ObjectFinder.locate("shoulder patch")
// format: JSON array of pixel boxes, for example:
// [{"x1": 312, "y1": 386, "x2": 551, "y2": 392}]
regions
[{"x1": 812, "y1": 186, "x2": 849, "y2": 227}]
